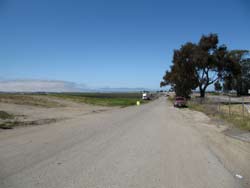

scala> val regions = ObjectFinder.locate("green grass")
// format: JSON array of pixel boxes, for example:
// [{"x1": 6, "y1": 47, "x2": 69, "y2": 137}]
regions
[
  {"x1": 49, "y1": 92, "x2": 143, "y2": 99},
  {"x1": 0, "y1": 121, "x2": 19, "y2": 129},
  {"x1": 0, "y1": 111, "x2": 14, "y2": 119},
  {"x1": 221, "y1": 114, "x2": 250, "y2": 131},
  {"x1": 188, "y1": 101, "x2": 250, "y2": 131},
  {"x1": 48, "y1": 92, "x2": 146, "y2": 107},
  {"x1": 207, "y1": 92, "x2": 221, "y2": 96},
  {"x1": 0, "y1": 110, "x2": 16, "y2": 129},
  {"x1": 0, "y1": 118, "x2": 58, "y2": 129},
  {"x1": 187, "y1": 102, "x2": 207, "y2": 113},
  {"x1": 0, "y1": 93, "x2": 148, "y2": 108}
]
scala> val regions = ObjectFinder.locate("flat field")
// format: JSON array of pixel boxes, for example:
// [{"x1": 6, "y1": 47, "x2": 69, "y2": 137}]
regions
[
  {"x1": 47, "y1": 92, "x2": 146, "y2": 107},
  {"x1": 0, "y1": 92, "x2": 146, "y2": 129}
]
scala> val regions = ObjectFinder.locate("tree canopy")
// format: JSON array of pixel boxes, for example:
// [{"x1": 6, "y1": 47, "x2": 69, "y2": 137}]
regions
[
  {"x1": 161, "y1": 34, "x2": 245, "y2": 98},
  {"x1": 223, "y1": 50, "x2": 250, "y2": 95},
  {"x1": 214, "y1": 81, "x2": 222, "y2": 92}
]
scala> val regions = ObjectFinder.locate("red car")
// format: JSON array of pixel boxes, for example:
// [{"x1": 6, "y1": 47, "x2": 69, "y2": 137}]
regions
[{"x1": 174, "y1": 96, "x2": 187, "y2": 107}]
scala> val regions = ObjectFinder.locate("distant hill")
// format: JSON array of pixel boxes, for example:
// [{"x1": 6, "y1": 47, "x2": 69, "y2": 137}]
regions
[{"x1": 0, "y1": 80, "x2": 154, "y2": 93}]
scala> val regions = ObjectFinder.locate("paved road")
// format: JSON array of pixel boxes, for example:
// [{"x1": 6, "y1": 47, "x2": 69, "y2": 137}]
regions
[{"x1": 0, "y1": 98, "x2": 244, "y2": 188}]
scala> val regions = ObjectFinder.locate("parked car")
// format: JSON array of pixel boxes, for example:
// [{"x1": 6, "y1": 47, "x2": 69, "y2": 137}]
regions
[{"x1": 174, "y1": 96, "x2": 186, "y2": 107}]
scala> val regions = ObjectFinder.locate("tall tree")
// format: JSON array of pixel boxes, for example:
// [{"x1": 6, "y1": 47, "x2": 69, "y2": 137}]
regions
[
  {"x1": 223, "y1": 50, "x2": 250, "y2": 95},
  {"x1": 160, "y1": 43, "x2": 198, "y2": 98},
  {"x1": 214, "y1": 81, "x2": 222, "y2": 92},
  {"x1": 192, "y1": 34, "x2": 241, "y2": 97},
  {"x1": 240, "y1": 58, "x2": 250, "y2": 95},
  {"x1": 161, "y1": 33, "x2": 242, "y2": 98}
]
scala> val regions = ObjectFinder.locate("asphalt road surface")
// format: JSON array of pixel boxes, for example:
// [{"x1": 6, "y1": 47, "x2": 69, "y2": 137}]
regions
[{"x1": 0, "y1": 97, "x2": 248, "y2": 188}]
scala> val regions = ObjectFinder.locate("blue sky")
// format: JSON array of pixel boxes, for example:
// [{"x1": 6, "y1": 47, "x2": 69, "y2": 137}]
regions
[{"x1": 0, "y1": 0, "x2": 249, "y2": 90}]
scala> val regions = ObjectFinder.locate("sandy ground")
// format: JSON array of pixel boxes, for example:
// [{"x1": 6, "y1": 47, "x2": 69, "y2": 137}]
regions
[
  {"x1": 0, "y1": 97, "x2": 249, "y2": 188},
  {"x1": 0, "y1": 96, "x2": 114, "y2": 128}
]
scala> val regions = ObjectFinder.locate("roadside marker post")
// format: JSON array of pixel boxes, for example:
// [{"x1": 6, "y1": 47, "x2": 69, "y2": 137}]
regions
[
  {"x1": 229, "y1": 95, "x2": 231, "y2": 116},
  {"x1": 242, "y1": 96, "x2": 244, "y2": 117},
  {"x1": 136, "y1": 101, "x2": 140, "y2": 106}
]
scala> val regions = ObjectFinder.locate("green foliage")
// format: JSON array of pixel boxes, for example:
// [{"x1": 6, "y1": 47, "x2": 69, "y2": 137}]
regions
[
  {"x1": 161, "y1": 33, "x2": 245, "y2": 98},
  {"x1": 161, "y1": 43, "x2": 198, "y2": 98},
  {"x1": 0, "y1": 121, "x2": 19, "y2": 129},
  {"x1": 49, "y1": 93, "x2": 146, "y2": 107},
  {"x1": 214, "y1": 81, "x2": 222, "y2": 91},
  {"x1": 223, "y1": 54, "x2": 250, "y2": 95},
  {"x1": 0, "y1": 111, "x2": 13, "y2": 119}
]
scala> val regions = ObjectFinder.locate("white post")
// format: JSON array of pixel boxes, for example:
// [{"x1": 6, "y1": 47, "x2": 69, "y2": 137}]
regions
[
  {"x1": 229, "y1": 95, "x2": 231, "y2": 116},
  {"x1": 242, "y1": 96, "x2": 244, "y2": 117}
]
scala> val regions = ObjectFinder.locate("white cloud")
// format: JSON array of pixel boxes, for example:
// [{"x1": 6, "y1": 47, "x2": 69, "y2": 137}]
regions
[{"x1": 0, "y1": 80, "x2": 87, "y2": 92}]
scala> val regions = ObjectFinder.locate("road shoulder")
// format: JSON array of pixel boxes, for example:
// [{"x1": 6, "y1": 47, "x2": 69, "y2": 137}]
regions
[{"x1": 177, "y1": 107, "x2": 250, "y2": 188}]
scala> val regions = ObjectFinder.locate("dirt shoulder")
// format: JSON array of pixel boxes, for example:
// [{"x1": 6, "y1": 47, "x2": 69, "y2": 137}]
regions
[
  {"x1": 0, "y1": 95, "x2": 114, "y2": 130},
  {"x1": 178, "y1": 107, "x2": 250, "y2": 187}
]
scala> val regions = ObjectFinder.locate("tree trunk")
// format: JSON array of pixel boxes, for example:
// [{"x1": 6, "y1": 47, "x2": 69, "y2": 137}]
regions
[
  {"x1": 200, "y1": 89, "x2": 205, "y2": 98},
  {"x1": 199, "y1": 84, "x2": 208, "y2": 98}
]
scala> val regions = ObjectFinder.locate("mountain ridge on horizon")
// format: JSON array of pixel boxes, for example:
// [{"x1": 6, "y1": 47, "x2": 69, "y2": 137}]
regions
[{"x1": 0, "y1": 79, "x2": 156, "y2": 93}]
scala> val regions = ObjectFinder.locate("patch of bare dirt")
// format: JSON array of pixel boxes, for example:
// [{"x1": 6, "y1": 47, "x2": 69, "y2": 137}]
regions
[
  {"x1": 0, "y1": 95, "x2": 115, "y2": 130},
  {"x1": 179, "y1": 108, "x2": 250, "y2": 187}
]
